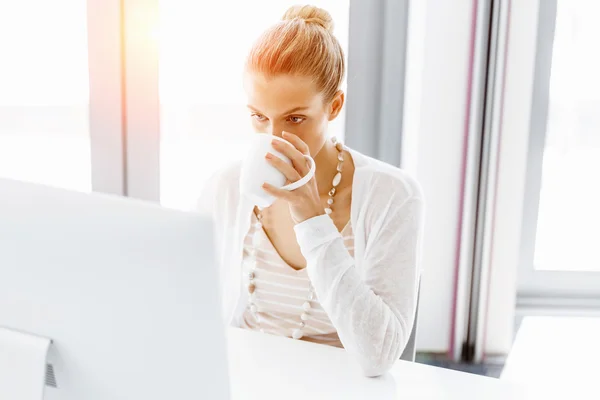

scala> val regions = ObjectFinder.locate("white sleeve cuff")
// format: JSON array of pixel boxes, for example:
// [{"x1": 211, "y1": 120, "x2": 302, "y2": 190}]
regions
[{"x1": 293, "y1": 214, "x2": 340, "y2": 254}]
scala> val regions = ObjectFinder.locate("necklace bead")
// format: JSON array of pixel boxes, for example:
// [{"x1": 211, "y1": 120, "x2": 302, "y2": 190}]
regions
[
  {"x1": 292, "y1": 329, "x2": 304, "y2": 340},
  {"x1": 332, "y1": 172, "x2": 342, "y2": 187}
]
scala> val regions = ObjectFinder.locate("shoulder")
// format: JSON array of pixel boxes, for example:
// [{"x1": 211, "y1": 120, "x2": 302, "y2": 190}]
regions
[
  {"x1": 210, "y1": 162, "x2": 242, "y2": 193},
  {"x1": 195, "y1": 162, "x2": 242, "y2": 216},
  {"x1": 350, "y1": 150, "x2": 424, "y2": 205}
]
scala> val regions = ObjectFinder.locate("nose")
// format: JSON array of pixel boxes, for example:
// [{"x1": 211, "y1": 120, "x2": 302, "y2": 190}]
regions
[{"x1": 267, "y1": 123, "x2": 284, "y2": 139}]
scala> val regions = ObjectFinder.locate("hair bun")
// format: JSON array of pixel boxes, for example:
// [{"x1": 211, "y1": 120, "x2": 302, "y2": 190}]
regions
[{"x1": 282, "y1": 5, "x2": 334, "y2": 33}]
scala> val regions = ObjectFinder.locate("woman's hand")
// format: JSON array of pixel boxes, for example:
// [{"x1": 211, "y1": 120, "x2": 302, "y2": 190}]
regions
[{"x1": 262, "y1": 131, "x2": 325, "y2": 223}]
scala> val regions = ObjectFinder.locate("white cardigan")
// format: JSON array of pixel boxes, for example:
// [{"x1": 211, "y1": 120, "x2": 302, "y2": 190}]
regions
[{"x1": 199, "y1": 148, "x2": 425, "y2": 377}]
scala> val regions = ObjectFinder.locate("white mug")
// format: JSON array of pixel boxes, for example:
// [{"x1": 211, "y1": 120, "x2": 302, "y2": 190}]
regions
[{"x1": 239, "y1": 134, "x2": 316, "y2": 208}]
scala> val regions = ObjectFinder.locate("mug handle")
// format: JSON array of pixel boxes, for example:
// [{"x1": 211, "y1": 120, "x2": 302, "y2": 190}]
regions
[{"x1": 280, "y1": 155, "x2": 316, "y2": 191}]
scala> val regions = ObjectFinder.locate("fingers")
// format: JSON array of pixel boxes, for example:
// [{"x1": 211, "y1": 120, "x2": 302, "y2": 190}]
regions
[
  {"x1": 262, "y1": 182, "x2": 294, "y2": 201},
  {"x1": 265, "y1": 153, "x2": 301, "y2": 182},
  {"x1": 271, "y1": 138, "x2": 309, "y2": 176},
  {"x1": 282, "y1": 131, "x2": 310, "y2": 155}
]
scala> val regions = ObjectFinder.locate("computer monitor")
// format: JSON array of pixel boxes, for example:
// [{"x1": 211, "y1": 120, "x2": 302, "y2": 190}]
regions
[{"x1": 0, "y1": 178, "x2": 230, "y2": 399}]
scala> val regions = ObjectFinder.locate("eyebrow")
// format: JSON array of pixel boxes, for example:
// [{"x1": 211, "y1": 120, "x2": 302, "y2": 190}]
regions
[{"x1": 247, "y1": 105, "x2": 310, "y2": 115}]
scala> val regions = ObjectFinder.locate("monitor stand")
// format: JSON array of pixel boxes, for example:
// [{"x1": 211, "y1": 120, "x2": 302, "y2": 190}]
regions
[{"x1": 0, "y1": 327, "x2": 52, "y2": 400}]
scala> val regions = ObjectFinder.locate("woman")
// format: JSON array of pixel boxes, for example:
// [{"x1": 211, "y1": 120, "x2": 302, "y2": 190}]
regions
[{"x1": 202, "y1": 5, "x2": 424, "y2": 377}]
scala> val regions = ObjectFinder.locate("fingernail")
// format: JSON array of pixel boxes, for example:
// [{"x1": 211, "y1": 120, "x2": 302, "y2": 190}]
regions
[
  {"x1": 265, "y1": 153, "x2": 273, "y2": 160},
  {"x1": 271, "y1": 140, "x2": 278, "y2": 147}
]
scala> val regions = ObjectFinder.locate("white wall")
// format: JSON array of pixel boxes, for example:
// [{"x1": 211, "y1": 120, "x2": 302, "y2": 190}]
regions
[{"x1": 403, "y1": 0, "x2": 475, "y2": 352}]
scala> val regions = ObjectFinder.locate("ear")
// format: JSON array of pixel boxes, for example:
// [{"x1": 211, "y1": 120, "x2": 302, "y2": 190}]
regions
[{"x1": 328, "y1": 90, "x2": 345, "y2": 121}]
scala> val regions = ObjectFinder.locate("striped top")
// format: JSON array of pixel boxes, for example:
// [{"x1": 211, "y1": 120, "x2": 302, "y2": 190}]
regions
[{"x1": 239, "y1": 213, "x2": 354, "y2": 348}]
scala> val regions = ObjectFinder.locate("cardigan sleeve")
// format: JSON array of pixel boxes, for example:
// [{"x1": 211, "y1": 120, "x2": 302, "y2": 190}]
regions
[{"x1": 294, "y1": 189, "x2": 423, "y2": 377}]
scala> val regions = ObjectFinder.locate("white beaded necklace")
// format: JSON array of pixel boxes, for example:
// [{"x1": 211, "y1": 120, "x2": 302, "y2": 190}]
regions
[{"x1": 246, "y1": 137, "x2": 345, "y2": 340}]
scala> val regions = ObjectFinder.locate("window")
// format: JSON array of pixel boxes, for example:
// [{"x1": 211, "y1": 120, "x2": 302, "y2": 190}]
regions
[
  {"x1": 158, "y1": 1, "x2": 349, "y2": 210},
  {"x1": 0, "y1": 1, "x2": 91, "y2": 192},
  {"x1": 533, "y1": 0, "x2": 600, "y2": 271}
]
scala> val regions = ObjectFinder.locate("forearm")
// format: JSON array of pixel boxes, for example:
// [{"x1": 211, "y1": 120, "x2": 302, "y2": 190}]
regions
[{"x1": 295, "y1": 215, "x2": 417, "y2": 376}]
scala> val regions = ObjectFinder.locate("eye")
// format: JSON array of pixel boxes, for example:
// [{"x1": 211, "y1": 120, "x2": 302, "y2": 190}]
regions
[
  {"x1": 287, "y1": 115, "x2": 306, "y2": 124},
  {"x1": 251, "y1": 113, "x2": 267, "y2": 122}
]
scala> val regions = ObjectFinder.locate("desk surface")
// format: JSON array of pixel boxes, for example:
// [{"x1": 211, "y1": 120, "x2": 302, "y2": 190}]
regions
[
  {"x1": 502, "y1": 316, "x2": 600, "y2": 399},
  {"x1": 227, "y1": 328, "x2": 525, "y2": 399}
]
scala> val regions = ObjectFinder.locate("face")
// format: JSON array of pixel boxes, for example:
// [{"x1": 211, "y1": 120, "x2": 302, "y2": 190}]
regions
[{"x1": 244, "y1": 72, "x2": 344, "y2": 156}]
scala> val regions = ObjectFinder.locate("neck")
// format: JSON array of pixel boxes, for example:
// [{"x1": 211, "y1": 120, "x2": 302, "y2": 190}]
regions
[{"x1": 313, "y1": 138, "x2": 339, "y2": 195}]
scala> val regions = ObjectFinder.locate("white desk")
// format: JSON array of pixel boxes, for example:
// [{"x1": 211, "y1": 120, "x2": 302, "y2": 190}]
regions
[
  {"x1": 227, "y1": 328, "x2": 525, "y2": 399},
  {"x1": 502, "y1": 316, "x2": 600, "y2": 399}
]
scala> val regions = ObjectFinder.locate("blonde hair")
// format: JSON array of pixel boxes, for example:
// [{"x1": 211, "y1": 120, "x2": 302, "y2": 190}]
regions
[{"x1": 246, "y1": 5, "x2": 345, "y2": 103}]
